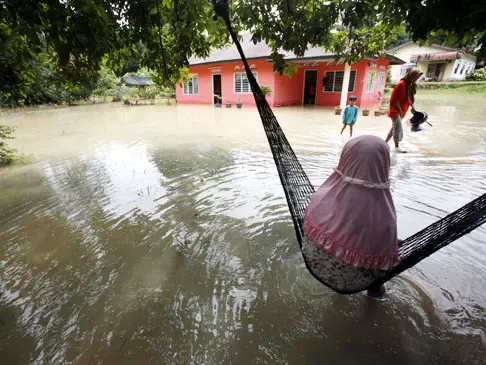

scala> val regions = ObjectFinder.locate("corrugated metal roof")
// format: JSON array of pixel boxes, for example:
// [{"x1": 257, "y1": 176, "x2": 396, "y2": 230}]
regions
[
  {"x1": 189, "y1": 34, "x2": 404, "y2": 65},
  {"x1": 410, "y1": 51, "x2": 463, "y2": 62},
  {"x1": 122, "y1": 76, "x2": 154, "y2": 86},
  {"x1": 189, "y1": 34, "x2": 333, "y2": 65}
]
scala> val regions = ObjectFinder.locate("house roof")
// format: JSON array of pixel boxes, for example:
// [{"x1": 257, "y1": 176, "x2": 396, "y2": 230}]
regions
[
  {"x1": 122, "y1": 76, "x2": 154, "y2": 86},
  {"x1": 387, "y1": 41, "x2": 475, "y2": 56},
  {"x1": 410, "y1": 51, "x2": 464, "y2": 62},
  {"x1": 189, "y1": 33, "x2": 404, "y2": 66}
]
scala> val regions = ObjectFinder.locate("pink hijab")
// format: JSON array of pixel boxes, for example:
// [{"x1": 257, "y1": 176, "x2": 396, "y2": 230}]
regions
[{"x1": 303, "y1": 135, "x2": 399, "y2": 270}]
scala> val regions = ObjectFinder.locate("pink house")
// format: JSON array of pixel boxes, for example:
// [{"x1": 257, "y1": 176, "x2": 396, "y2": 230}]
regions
[{"x1": 176, "y1": 35, "x2": 404, "y2": 109}]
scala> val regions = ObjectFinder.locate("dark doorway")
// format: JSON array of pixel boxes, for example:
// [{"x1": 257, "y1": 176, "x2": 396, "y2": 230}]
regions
[
  {"x1": 213, "y1": 74, "x2": 222, "y2": 104},
  {"x1": 303, "y1": 70, "x2": 318, "y2": 105}
]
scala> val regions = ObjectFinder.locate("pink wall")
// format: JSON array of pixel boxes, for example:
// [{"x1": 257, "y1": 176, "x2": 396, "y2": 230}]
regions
[
  {"x1": 314, "y1": 63, "x2": 357, "y2": 107},
  {"x1": 273, "y1": 59, "x2": 388, "y2": 108},
  {"x1": 176, "y1": 59, "x2": 275, "y2": 106},
  {"x1": 273, "y1": 68, "x2": 304, "y2": 106},
  {"x1": 175, "y1": 64, "x2": 212, "y2": 104},
  {"x1": 357, "y1": 57, "x2": 390, "y2": 108}
]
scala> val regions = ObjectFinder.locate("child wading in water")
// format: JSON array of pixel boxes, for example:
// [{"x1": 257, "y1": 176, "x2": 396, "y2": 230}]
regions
[{"x1": 340, "y1": 96, "x2": 359, "y2": 137}]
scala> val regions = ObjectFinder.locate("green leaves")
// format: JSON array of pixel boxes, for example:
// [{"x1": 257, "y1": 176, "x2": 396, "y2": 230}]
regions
[
  {"x1": 1, "y1": 0, "x2": 485, "y2": 104},
  {"x1": 0, "y1": 125, "x2": 17, "y2": 166}
]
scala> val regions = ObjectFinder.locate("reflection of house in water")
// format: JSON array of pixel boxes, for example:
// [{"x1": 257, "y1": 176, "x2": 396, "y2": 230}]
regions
[{"x1": 388, "y1": 42, "x2": 477, "y2": 82}]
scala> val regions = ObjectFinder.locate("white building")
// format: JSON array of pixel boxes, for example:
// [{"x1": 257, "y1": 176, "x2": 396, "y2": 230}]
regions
[{"x1": 387, "y1": 42, "x2": 477, "y2": 82}]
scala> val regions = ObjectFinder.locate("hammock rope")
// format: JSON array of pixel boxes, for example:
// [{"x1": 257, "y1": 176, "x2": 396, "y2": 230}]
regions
[{"x1": 212, "y1": 1, "x2": 486, "y2": 294}]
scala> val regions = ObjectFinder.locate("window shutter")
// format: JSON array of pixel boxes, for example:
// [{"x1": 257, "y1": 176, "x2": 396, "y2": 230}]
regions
[
  {"x1": 334, "y1": 71, "x2": 344, "y2": 92},
  {"x1": 241, "y1": 74, "x2": 249, "y2": 93},
  {"x1": 234, "y1": 73, "x2": 241, "y2": 93},
  {"x1": 324, "y1": 71, "x2": 334, "y2": 91},
  {"x1": 187, "y1": 79, "x2": 193, "y2": 95},
  {"x1": 348, "y1": 70, "x2": 356, "y2": 92}
]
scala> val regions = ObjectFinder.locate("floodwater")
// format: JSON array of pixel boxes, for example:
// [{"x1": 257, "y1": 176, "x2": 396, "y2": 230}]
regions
[{"x1": 1, "y1": 96, "x2": 485, "y2": 364}]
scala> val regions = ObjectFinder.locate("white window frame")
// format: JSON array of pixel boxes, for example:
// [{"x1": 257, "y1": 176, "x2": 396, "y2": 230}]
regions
[
  {"x1": 454, "y1": 61, "x2": 461, "y2": 74},
  {"x1": 234, "y1": 72, "x2": 258, "y2": 93},
  {"x1": 323, "y1": 70, "x2": 357, "y2": 92},
  {"x1": 366, "y1": 70, "x2": 376, "y2": 93},
  {"x1": 183, "y1": 77, "x2": 199, "y2": 95},
  {"x1": 376, "y1": 71, "x2": 385, "y2": 91}
]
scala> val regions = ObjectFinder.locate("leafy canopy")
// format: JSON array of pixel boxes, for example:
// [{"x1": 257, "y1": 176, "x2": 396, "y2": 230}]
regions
[{"x1": 1, "y1": 0, "x2": 485, "y2": 93}]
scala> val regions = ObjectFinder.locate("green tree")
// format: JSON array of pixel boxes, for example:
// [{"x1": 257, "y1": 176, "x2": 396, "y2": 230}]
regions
[
  {"x1": 92, "y1": 64, "x2": 121, "y2": 102},
  {"x1": 1, "y1": 0, "x2": 485, "y2": 99},
  {"x1": 378, "y1": 0, "x2": 485, "y2": 58}
]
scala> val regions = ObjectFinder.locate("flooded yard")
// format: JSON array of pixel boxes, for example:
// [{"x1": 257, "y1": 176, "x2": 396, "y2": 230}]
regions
[{"x1": 1, "y1": 97, "x2": 486, "y2": 364}]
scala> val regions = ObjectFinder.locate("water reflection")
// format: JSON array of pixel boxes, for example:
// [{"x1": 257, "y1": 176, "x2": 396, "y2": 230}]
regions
[{"x1": 0, "y1": 98, "x2": 485, "y2": 364}]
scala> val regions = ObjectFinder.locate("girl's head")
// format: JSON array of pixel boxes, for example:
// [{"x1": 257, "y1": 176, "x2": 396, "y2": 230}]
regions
[
  {"x1": 402, "y1": 68, "x2": 423, "y2": 84},
  {"x1": 337, "y1": 135, "x2": 390, "y2": 187},
  {"x1": 348, "y1": 95, "x2": 357, "y2": 107}
]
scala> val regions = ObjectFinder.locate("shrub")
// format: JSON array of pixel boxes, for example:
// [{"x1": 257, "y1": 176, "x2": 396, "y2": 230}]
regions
[
  {"x1": 260, "y1": 85, "x2": 272, "y2": 97},
  {"x1": 0, "y1": 125, "x2": 17, "y2": 166},
  {"x1": 466, "y1": 67, "x2": 486, "y2": 81}
]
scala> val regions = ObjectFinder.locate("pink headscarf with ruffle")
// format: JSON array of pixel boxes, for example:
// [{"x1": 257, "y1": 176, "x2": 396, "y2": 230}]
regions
[{"x1": 303, "y1": 135, "x2": 399, "y2": 270}]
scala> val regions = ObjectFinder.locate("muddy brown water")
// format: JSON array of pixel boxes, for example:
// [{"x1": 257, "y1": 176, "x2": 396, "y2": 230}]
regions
[{"x1": 1, "y1": 96, "x2": 485, "y2": 364}]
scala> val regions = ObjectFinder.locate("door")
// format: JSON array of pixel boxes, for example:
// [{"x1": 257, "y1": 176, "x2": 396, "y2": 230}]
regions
[
  {"x1": 303, "y1": 70, "x2": 318, "y2": 105},
  {"x1": 213, "y1": 74, "x2": 222, "y2": 104}
]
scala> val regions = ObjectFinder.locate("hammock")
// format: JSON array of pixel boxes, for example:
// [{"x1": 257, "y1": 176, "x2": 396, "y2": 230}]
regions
[{"x1": 212, "y1": 2, "x2": 486, "y2": 294}]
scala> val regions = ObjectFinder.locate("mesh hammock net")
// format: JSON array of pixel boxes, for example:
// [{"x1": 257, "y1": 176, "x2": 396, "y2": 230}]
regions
[{"x1": 212, "y1": 1, "x2": 486, "y2": 294}]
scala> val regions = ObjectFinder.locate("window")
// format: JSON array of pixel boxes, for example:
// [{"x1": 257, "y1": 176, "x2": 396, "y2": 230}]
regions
[
  {"x1": 348, "y1": 70, "x2": 357, "y2": 92},
  {"x1": 234, "y1": 72, "x2": 257, "y2": 93},
  {"x1": 454, "y1": 62, "x2": 460, "y2": 74},
  {"x1": 460, "y1": 65, "x2": 465, "y2": 74},
  {"x1": 323, "y1": 70, "x2": 357, "y2": 92},
  {"x1": 183, "y1": 77, "x2": 199, "y2": 95},
  {"x1": 366, "y1": 70, "x2": 376, "y2": 92},
  {"x1": 376, "y1": 71, "x2": 385, "y2": 91}
]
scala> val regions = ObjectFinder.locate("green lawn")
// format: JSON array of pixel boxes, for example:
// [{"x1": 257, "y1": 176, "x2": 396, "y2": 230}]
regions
[{"x1": 416, "y1": 82, "x2": 486, "y2": 96}]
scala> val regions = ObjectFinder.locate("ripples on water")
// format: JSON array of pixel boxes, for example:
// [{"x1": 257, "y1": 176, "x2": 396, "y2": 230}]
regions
[{"x1": 0, "y1": 98, "x2": 485, "y2": 364}]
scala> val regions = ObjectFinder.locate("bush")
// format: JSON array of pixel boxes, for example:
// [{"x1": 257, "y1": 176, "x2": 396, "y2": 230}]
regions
[
  {"x1": 139, "y1": 85, "x2": 160, "y2": 100},
  {"x1": 260, "y1": 85, "x2": 272, "y2": 97},
  {"x1": 466, "y1": 67, "x2": 486, "y2": 81},
  {"x1": 92, "y1": 65, "x2": 121, "y2": 101},
  {"x1": 0, "y1": 125, "x2": 17, "y2": 166}
]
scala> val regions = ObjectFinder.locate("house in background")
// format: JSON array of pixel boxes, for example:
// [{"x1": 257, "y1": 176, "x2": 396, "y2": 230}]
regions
[
  {"x1": 387, "y1": 42, "x2": 477, "y2": 83},
  {"x1": 121, "y1": 76, "x2": 154, "y2": 89},
  {"x1": 176, "y1": 34, "x2": 404, "y2": 108}
]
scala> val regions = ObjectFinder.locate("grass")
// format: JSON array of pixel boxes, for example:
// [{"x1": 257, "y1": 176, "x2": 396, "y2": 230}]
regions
[{"x1": 416, "y1": 81, "x2": 486, "y2": 96}]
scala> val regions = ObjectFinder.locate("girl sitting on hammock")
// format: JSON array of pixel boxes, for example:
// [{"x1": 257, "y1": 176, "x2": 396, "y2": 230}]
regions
[{"x1": 302, "y1": 135, "x2": 399, "y2": 296}]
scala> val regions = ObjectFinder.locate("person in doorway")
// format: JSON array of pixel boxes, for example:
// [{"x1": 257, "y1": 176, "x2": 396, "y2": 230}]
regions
[
  {"x1": 302, "y1": 135, "x2": 399, "y2": 297},
  {"x1": 340, "y1": 96, "x2": 359, "y2": 137},
  {"x1": 385, "y1": 68, "x2": 423, "y2": 152},
  {"x1": 307, "y1": 83, "x2": 316, "y2": 104}
]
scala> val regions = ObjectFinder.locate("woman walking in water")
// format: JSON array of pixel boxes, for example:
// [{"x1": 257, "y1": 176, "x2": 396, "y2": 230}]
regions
[{"x1": 386, "y1": 68, "x2": 423, "y2": 152}]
